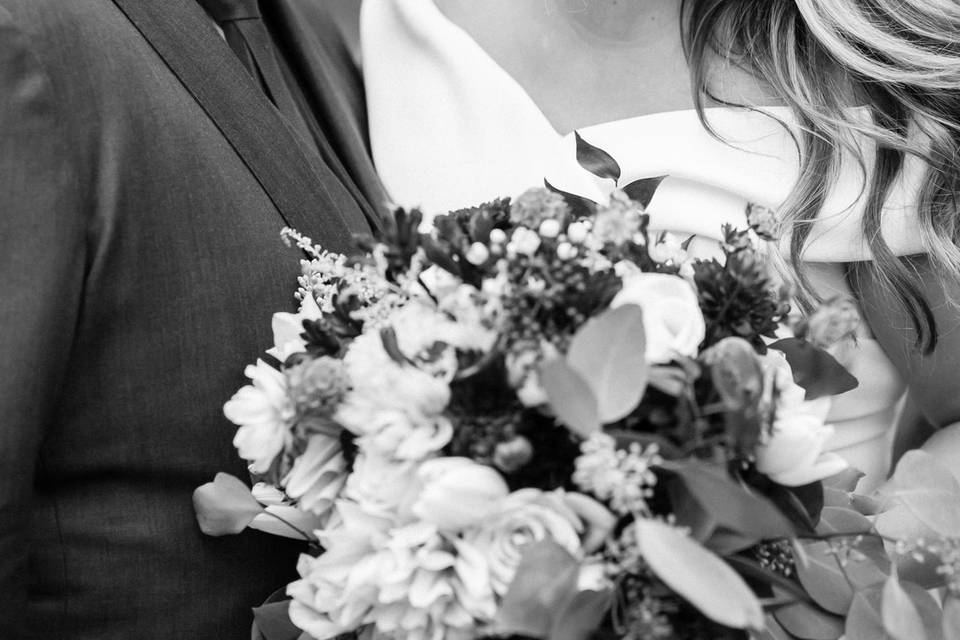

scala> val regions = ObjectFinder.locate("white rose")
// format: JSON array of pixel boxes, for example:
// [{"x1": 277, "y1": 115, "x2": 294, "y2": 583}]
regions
[
  {"x1": 755, "y1": 352, "x2": 847, "y2": 486},
  {"x1": 343, "y1": 452, "x2": 422, "y2": 520},
  {"x1": 225, "y1": 359, "x2": 293, "y2": 474},
  {"x1": 611, "y1": 273, "x2": 706, "y2": 364},
  {"x1": 412, "y1": 458, "x2": 510, "y2": 532},
  {"x1": 464, "y1": 489, "x2": 583, "y2": 595}
]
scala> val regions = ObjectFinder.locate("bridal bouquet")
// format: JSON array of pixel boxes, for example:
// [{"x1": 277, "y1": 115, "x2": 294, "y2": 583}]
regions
[{"x1": 196, "y1": 143, "x2": 955, "y2": 640}]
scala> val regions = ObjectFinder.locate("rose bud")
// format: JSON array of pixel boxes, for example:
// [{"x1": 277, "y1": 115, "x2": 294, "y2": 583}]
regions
[
  {"x1": 493, "y1": 436, "x2": 534, "y2": 473},
  {"x1": 412, "y1": 457, "x2": 509, "y2": 531},
  {"x1": 801, "y1": 296, "x2": 860, "y2": 349},
  {"x1": 703, "y1": 337, "x2": 764, "y2": 411}
]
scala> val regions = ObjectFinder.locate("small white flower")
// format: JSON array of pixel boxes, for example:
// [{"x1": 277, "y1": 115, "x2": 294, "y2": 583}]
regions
[
  {"x1": 574, "y1": 433, "x2": 661, "y2": 515},
  {"x1": 489, "y1": 228, "x2": 508, "y2": 245},
  {"x1": 556, "y1": 241, "x2": 578, "y2": 260},
  {"x1": 539, "y1": 218, "x2": 561, "y2": 239},
  {"x1": 611, "y1": 273, "x2": 706, "y2": 364},
  {"x1": 566, "y1": 221, "x2": 589, "y2": 244},
  {"x1": 508, "y1": 227, "x2": 541, "y2": 256},
  {"x1": 466, "y1": 242, "x2": 490, "y2": 266},
  {"x1": 225, "y1": 359, "x2": 293, "y2": 474}
]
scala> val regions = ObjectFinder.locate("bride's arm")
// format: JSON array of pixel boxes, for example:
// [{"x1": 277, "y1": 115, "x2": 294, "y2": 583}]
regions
[{"x1": 853, "y1": 256, "x2": 960, "y2": 455}]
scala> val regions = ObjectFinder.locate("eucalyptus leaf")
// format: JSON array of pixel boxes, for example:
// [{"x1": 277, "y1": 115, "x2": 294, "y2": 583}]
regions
[
  {"x1": 540, "y1": 358, "x2": 601, "y2": 437},
  {"x1": 551, "y1": 588, "x2": 613, "y2": 640},
  {"x1": 815, "y1": 507, "x2": 873, "y2": 536},
  {"x1": 751, "y1": 615, "x2": 794, "y2": 640},
  {"x1": 793, "y1": 538, "x2": 888, "y2": 614},
  {"x1": 664, "y1": 461, "x2": 795, "y2": 545},
  {"x1": 567, "y1": 304, "x2": 648, "y2": 423},
  {"x1": 845, "y1": 582, "x2": 942, "y2": 640},
  {"x1": 768, "y1": 338, "x2": 858, "y2": 400},
  {"x1": 193, "y1": 473, "x2": 264, "y2": 537},
  {"x1": 492, "y1": 539, "x2": 583, "y2": 639},
  {"x1": 772, "y1": 601, "x2": 845, "y2": 640},
  {"x1": 823, "y1": 488, "x2": 852, "y2": 509},
  {"x1": 574, "y1": 131, "x2": 621, "y2": 182},
  {"x1": 635, "y1": 519, "x2": 764, "y2": 631},
  {"x1": 881, "y1": 572, "x2": 927, "y2": 640},
  {"x1": 875, "y1": 505, "x2": 948, "y2": 589},
  {"x1": 882, "y1": 450, "x2": 960, "y2": 537}
]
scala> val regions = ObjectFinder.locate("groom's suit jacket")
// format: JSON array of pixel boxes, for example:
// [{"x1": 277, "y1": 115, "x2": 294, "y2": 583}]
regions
[{"x1": 0, "y1": 0, "x2": 382, "y2": 638}]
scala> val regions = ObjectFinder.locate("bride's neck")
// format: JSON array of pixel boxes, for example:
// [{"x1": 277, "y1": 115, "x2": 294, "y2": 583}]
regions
[{"x1": 548, "y1": 0, "x2": 678, "y2": 46}]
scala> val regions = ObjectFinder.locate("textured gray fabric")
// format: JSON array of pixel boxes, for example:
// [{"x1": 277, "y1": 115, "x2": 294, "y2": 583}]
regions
[{"x1": 0, "y1": 0, "x2": 379, "y2": 637}]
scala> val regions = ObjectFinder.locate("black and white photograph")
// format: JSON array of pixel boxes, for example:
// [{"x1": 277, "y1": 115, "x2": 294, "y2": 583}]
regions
[{"x1": 2, "y1": 1, "x2": 959, "y2": 639}]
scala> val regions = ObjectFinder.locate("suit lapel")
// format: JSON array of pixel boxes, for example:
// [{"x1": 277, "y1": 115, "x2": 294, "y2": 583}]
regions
[{"x1": 110, "y1": 0, "x2": 371, "y2": 253}]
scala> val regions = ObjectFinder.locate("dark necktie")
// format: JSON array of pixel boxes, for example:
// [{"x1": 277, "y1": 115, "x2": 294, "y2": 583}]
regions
[{"x1": 197, "y1": 0, "x2": 313, "y2": 145}]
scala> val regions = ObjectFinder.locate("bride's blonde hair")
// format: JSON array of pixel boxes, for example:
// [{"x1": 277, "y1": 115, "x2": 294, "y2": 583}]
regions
[{"x1": 682, "y1": 0, "x2": 960, "y2": 350}]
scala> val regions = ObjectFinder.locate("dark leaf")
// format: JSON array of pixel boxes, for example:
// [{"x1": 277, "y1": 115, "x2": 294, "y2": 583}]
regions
[
  {"x1": 621, "y1": 176, "x2": 666, "y2": 208},
  {"x1": 574, "y1": 131, "x2": 621, "y2": 182},
  {"x1": 252, "y1": 600, "x2": 301, "y2": 640},
  {"x1": 543, "y1": 179, "x2": 597, "y2": 219},
  {"x1": 380, "y1": 327, "x2": 414, "y2": 367},
  {"x1": 765, "y1": 481, "x2": 823, "y2": 534},
  {"x1": 768, "y1": 338, "x2": 858, "y2": 400},
  {"x1": 727, "y1": 555, "x2": 814, "y2": 606}
]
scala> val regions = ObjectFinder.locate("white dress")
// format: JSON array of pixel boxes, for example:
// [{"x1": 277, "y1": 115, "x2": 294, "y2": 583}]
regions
[{"x1": 360, "y1": 0, "x2": 923, "y2": 491}]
